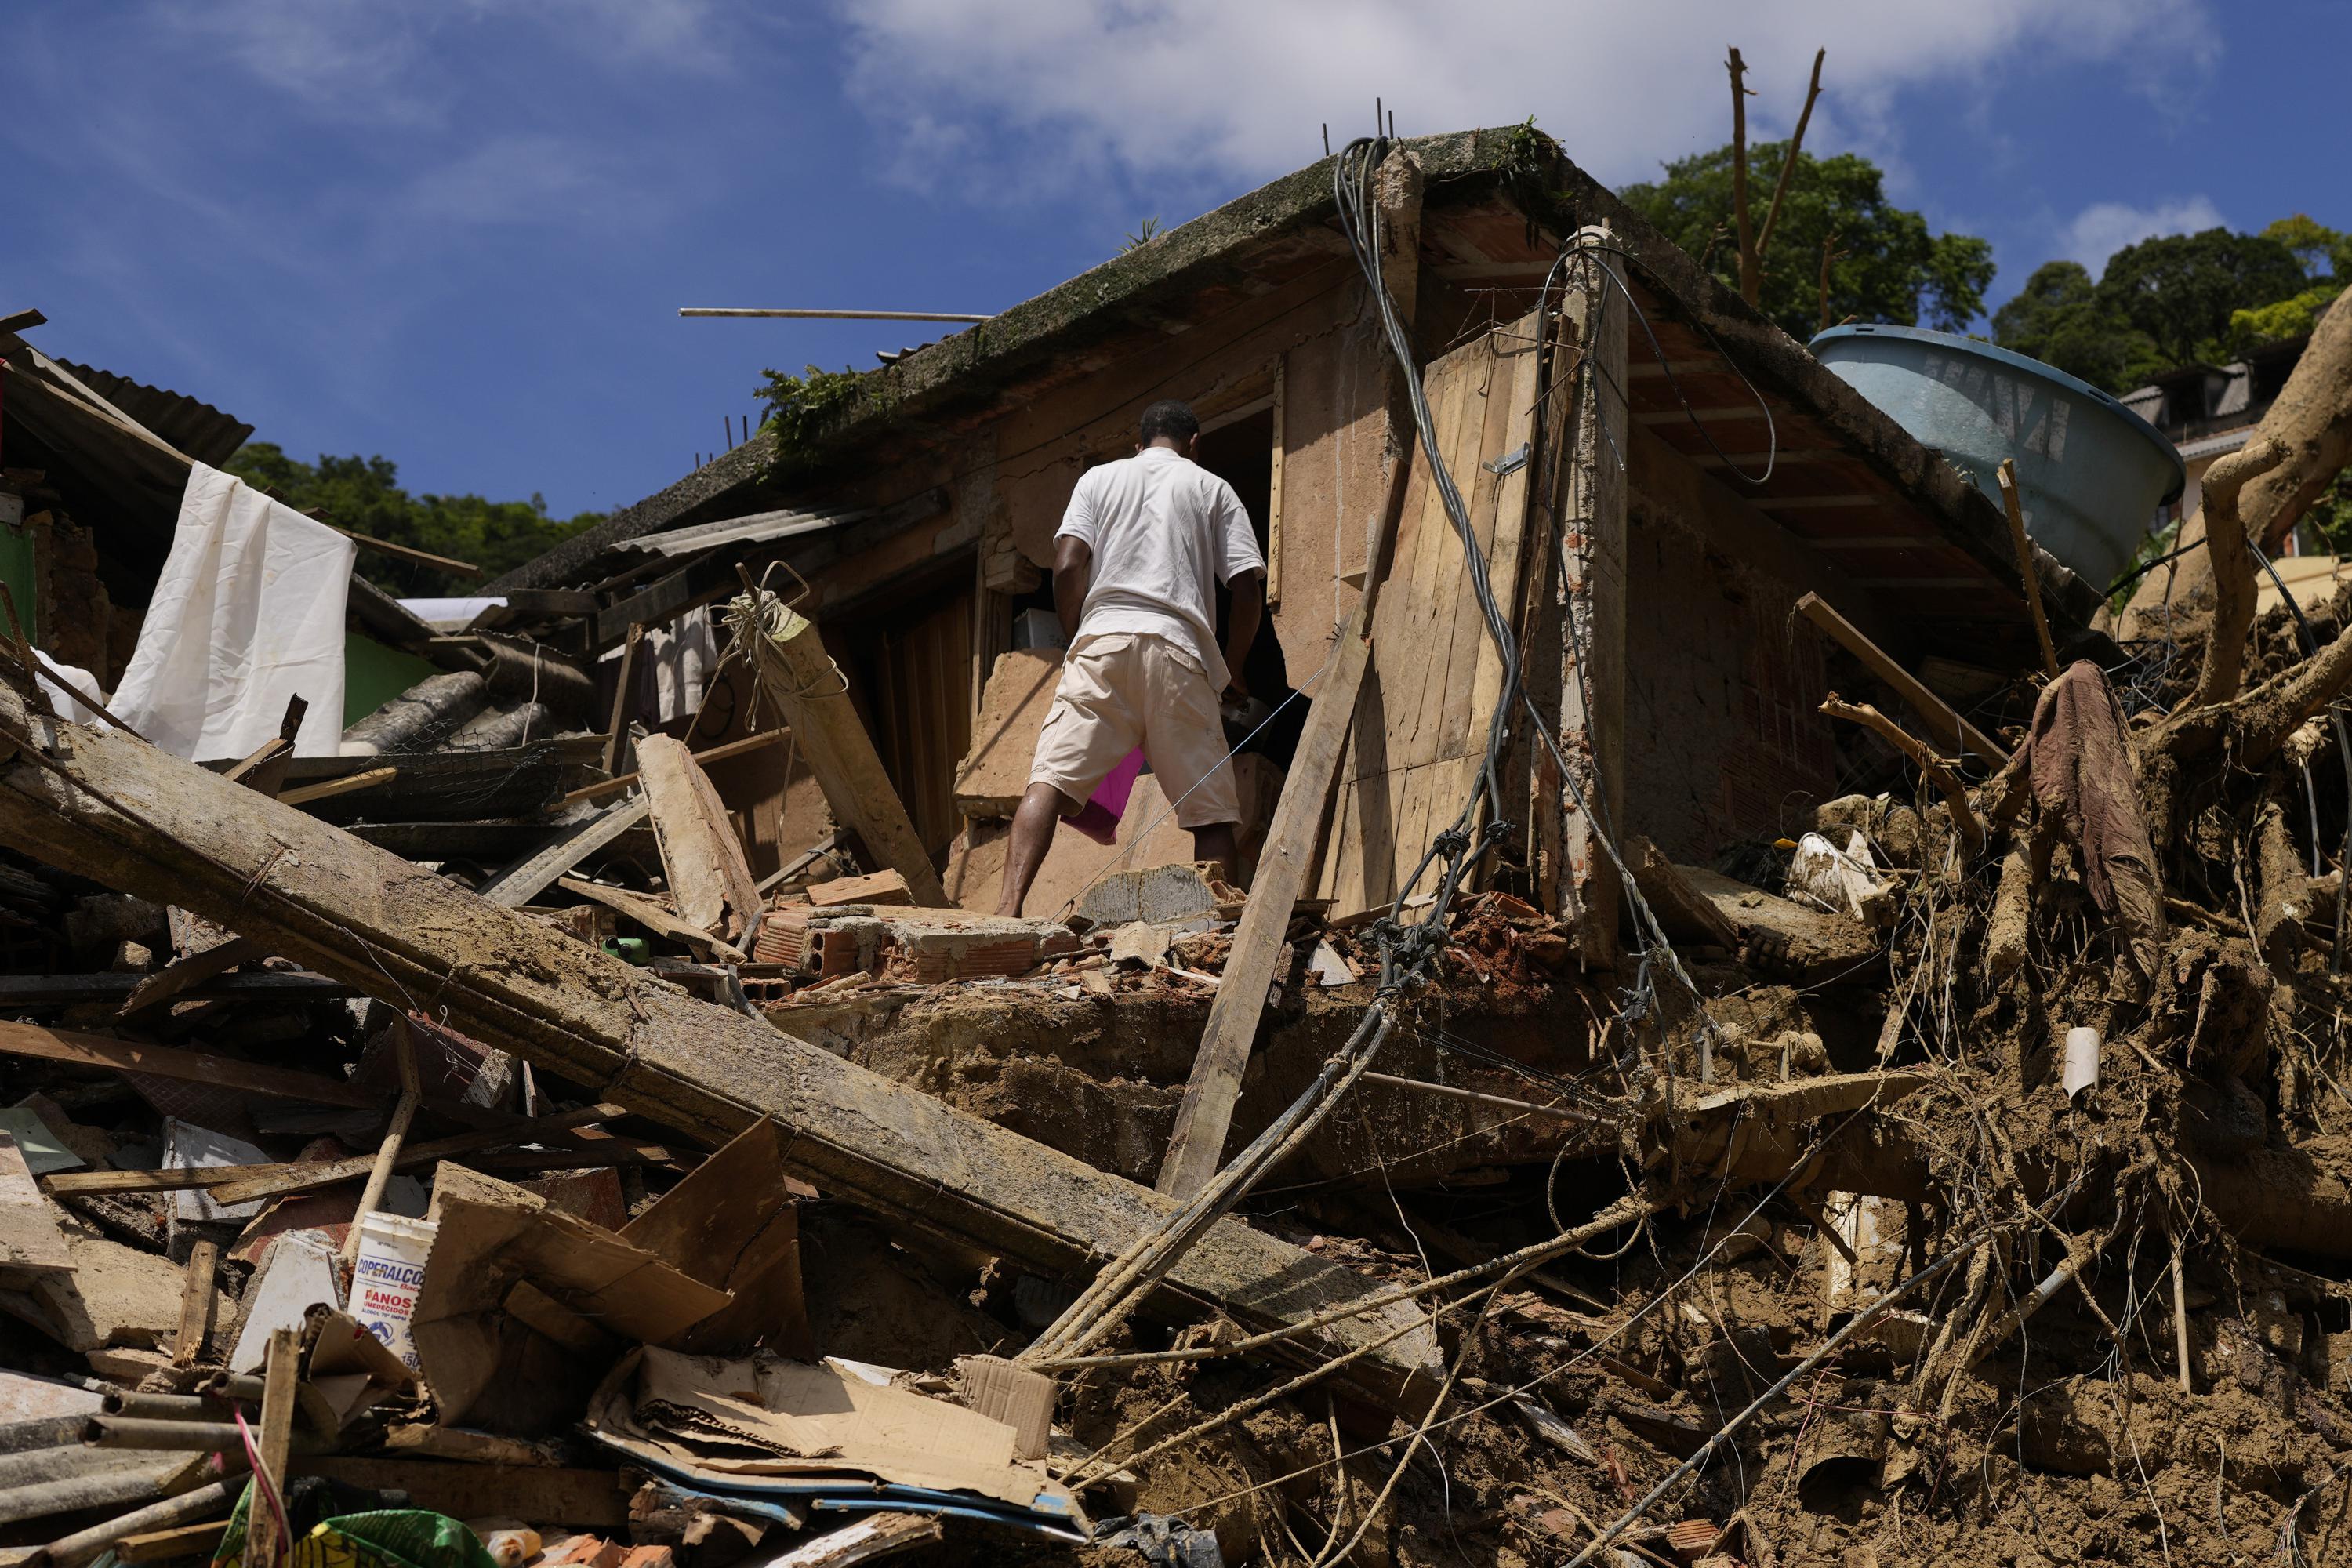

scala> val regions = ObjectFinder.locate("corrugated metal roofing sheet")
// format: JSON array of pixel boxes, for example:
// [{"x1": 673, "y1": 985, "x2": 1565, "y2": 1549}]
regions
[
  {"x1": 54, "y1": 359, "x2": 252, "y2": 466},
  {"x1": 633, "y1": 506, "x2": 866, "y2": 557}
]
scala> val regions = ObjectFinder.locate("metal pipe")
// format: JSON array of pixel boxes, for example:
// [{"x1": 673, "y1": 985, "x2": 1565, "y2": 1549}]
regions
[
  {"x1": 0, "y1": 1457, "x2": 173, "y2": 1524},
  {"x1": 85, "y1": 1417, "x2": 311, "y2": 1454},
  {"x1": 42, "y1": 1475, "x2": 241, "y2": 1568},
  {"x1": 678, "y1": 308, "x2": 989, "y2": 323},
  {"x1": 103, "y1": 1392, "x2": 240, "y2": 1421}
]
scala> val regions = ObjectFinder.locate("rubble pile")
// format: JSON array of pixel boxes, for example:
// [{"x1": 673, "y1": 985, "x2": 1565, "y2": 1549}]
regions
[{"x1": 2, "y1": 593, "x2": 2352, "y2": 1568}]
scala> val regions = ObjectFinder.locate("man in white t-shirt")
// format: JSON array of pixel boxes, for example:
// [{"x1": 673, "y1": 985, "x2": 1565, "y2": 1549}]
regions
[{"x1": 996, "y1": 399, "x2": 1267, "y2": 916}]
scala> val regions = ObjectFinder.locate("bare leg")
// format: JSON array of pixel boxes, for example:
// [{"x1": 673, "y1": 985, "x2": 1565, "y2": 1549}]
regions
[
  {"x1": 1189, "y1": 821, "x2": 1240, "y2": 885},
  {"x1": 997, "y1": 782, "x2": 1078, "y2": 916}
]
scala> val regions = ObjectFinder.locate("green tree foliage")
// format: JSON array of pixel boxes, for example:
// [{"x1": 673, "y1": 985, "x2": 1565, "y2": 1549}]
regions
[
  {"x1": 2096, "y1": 227, "x2": 2307, "y2": 368},
  {"x1": 1998, "y1": 216, "x2": 2346, "y2": 391},
  {"x1": 1990, "y1": 260, "x2": 2168, "y2": 393},
  {"x1": 753, "y1": 365, "x2": 865, "y2": 454},
  {"x1": 1620, "y1": 141, "x2": 1994, "y2": 341},
  {"x1": 225, "y1": 443, "x2": 603, "y2": 596}
]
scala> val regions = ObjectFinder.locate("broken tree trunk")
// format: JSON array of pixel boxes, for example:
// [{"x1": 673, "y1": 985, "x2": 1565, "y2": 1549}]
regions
[
  {"x1": 2125, "y1": 294, "x2": 2352, "y2": 633},
  {"x1": 0, "y1": 691, "x2": 1437, "y2": 1406},
  {"x1": 2189, "y1": 437, "x2": 2289, "y2": 709},
  {"x1": 729, "y1": 593, "x2": 950, "y2": 908}
]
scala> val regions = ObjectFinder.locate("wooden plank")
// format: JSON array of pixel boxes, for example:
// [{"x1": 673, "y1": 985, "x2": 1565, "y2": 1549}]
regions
[
  {"x1": 173, "y1": 1240, "x2": 219, "y2": 1368},
  {"x1": 603, "y1": 624, "x2": 646, "y2": 775},
  {"x1": 564, "y1": 728, "x2": 786, "y2": 807},
  {"x1": 118, "y1": 1520, "x2": 229, "y2": 1563},
  {"x1": 737, "y1": 599, "x2": 951, "y2": 907},
  {"x1": 208, "y1": 1101, "x2": 622, "y2": 1207},
  {"x1": 341, "y1": 1023, "x2": 422, "y2": 1271},
  {"x1": 0, "y1": 1022, "x2": 384, "y2": 1110},
  {"x1": 477, "y1": 797, "x2": 653, "y2": 909},
  {"x1": 0, "y1": 971, "x2": 347, "y2": 1006},
  {"x1": 1266, "y1": 356, "x2": 1286, "y2": 610},
  {"x1": 245, "y1": 1330, "x2": 299, "y2": 1568},
  {"x1": 1157, "y1": 612, "x2": 1391, "y2": 1197},
  {"x1": 1319, "y1": 317, "x2": 1541, "y2": 917},
  {"x1": 0, "y1": 1133, "x2": 68, "y2": 1272},
  {"x1": 279, "y1": 766, "x2": 398, "y2": 807},
  {"x1": 289, "y1": 1459, "x2": 630, "y2": 1529},
  {"x1": 557, "y1": 877, "x2": 746, "y2": 961},
  {"x1": 1793, "y1": 591, "x2": 2009, "y2": 767},
  {"x1": 0, "y1": 681, "x2": 1439, "y2": 1408},
  {"x1": 1555, "y1": 235, "x2": 1629, "y2": 960},
  {"x1": 114, "y1": 935, "x2": 265, "y2": 1022},
  {"x1": 636, "y1": 735, "x2": 760, "y2": 941}
]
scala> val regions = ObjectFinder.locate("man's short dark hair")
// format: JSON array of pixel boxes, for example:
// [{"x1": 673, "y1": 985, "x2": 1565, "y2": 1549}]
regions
[{"x1": 1139, "y1": 399, "x2": 1200, "y2": 446}]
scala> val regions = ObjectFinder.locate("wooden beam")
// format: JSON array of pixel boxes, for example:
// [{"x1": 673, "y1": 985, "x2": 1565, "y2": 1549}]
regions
[
  {"x1": 1157, "y1": 602, "x2": 1372, "y2": 1198},
  {"x1": 557, "y1": 876, "x2": 748, "y2": 962},
  {"x1": 476, "y1": 796, "x2": 652, "y2": 909},
  {"x1": 245, "y1": 1330, "x2": 299, "y2": 1568},
  {"x1": 564, "y1": 728, "x2": 788, "y2": 806},
  {"x1": 208, "y1": 1101, "x2": 622, "y2": 1207},
  {"x1": 0, "y1": 1022, "x2": 386, "y2": 1110},
  {"x1": 339, "y1": 1022, "x2": 421, "y2": 1270},
  {"x1": 0, "y1": 683, "x2": 1439, "y2": 1407},
  {"x1": 114, "y1": 935, "x2": 266, "y2": 1022},
  {"x1": 635, "y1": 735, "x2": 760, "y2": 940},
  {"x1": 603, "y1": 623, "x2": 645, "y2": 775},
  {"x1": 279, "y1": 766, "x2": 398, "y2": 807},
  {"x1": 1555, "y1": 229, "x2": 1628, "y2": 961},
  {"x1": 172, "y1": 1240, "x2": 219, "y2": 1368},
  {"x1": 735, "y1": 593, "x2": 950, "y2": 907},
  {"x1": 1794, "y1": 592, "x2": 2009, "y2": 767}
]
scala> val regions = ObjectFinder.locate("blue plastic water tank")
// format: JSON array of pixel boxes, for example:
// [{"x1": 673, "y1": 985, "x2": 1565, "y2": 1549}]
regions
[{"x1": 1809, "y1": 323, "x2": 2185, "y2": 593}]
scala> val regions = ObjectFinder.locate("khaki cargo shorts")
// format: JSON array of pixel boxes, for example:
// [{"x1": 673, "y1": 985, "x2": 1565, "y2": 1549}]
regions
[{"x1": 1028, "y1": 632, "x2": 1240, "y2": 829}]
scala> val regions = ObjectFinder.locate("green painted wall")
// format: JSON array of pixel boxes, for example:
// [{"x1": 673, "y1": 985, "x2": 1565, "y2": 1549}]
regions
[
  {"x1": 0, "y1": 520, "x2": 38, "y2": 648},
  {"x1": 343, "y1": 633, "x2": 441, "y2": 728}
]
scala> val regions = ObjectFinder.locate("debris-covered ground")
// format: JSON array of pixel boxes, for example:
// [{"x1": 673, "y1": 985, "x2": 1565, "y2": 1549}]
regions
[{"x1": 9, "y1": 584, "x2": 2352, "y2": 1566}]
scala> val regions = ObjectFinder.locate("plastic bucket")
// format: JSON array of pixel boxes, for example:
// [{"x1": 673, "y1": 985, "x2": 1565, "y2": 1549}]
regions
[
  {"x1": 350, "y1": 1211, "x2": 437, "y2": 1372},
  {"x1": 1811, "y1": 323, "x2": 2186, "y2": 593}
]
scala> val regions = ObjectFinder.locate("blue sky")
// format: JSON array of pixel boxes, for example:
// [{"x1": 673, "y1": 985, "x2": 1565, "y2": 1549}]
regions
[{"x1": 9, "y1": 1, "x2": 2344, "y2": 522}]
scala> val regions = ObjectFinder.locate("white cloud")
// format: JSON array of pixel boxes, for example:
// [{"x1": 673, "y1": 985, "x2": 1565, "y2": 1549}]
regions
[
  {"x1": 2057, "y1": 195, "x2": 2227, "y2": 270},
  {"x1": 159, "y1": 0, "x2": 730, "y2": 124},
  {"x1": 835, "y1": 0, "x2": 2214, "y2": 197},
  {"x1": 397, "y1": 133, "x2": 622, "y2": 227}
]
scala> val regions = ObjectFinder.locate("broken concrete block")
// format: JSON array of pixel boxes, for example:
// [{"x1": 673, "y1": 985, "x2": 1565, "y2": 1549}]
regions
[
  {"x1": 1107, "y1": 921, "x2": 1178, "y2": 968},
  {"x1": 0, "y1": 1132, "x2": 70, "y2": 1273},
  {"x1": 1076, "y1": 861, "x2": 1243, "y2": 930},
  {"x1": 230, "y1": 1232, "x2": 342, "y2": 1372},
  {"x1": 807, "y1": 869, "x2": 911, "y2": 908}
]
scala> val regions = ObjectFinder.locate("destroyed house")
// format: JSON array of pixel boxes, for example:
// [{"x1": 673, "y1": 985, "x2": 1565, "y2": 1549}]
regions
[
  {"x1": 9, "y1": 125, "x2": 2352, "y2": 1568},
  {"x1": 485, "y1": 127, "x2": 2090, "y2": 943}
]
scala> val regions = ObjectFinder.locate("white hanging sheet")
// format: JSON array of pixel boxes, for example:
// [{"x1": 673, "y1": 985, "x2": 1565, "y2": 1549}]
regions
[{"x1": 112, "y1": 462, "x2": 354, "y2": 761}]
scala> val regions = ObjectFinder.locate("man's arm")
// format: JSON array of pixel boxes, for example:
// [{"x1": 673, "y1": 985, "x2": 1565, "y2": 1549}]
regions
[
  {"x1": 1222, "y1": 568, "x2": 1265, "y2": 697},
  {"x1": 1053, "y1": 535, "x2": 1093, "y2": 643}
]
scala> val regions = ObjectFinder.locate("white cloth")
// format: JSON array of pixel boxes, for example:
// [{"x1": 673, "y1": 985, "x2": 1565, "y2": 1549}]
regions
[
  {"x1": 1055, "y1": 446, "x2": 1265, "y2": 689},
  {"x1": 113, "y1": 462, "x2": 354, "y2": 761},
  {"x1": 648, "y1": 604, "x2": 717, "y2": 722},
  {"x1": 34, "y1": 653, "x2": 108, "y2": 728}
]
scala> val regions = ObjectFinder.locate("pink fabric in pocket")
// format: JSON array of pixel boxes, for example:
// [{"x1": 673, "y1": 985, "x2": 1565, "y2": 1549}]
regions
[{"x1": 1060, "y1": 747, "x2": 1144, "y2": 845}]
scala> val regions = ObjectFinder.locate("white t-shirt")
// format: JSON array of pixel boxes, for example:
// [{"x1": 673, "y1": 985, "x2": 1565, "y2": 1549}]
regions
[{"x1": 1055, "y1": 446, "x2": 1266, "y2": 688}]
